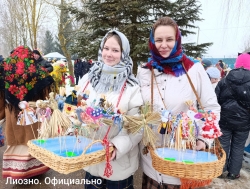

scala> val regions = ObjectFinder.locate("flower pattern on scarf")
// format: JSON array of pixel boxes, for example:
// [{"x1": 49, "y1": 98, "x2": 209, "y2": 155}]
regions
[
  {"x1": 3, "y1": 46, "x2": 49, "y2": 100},
  {"x1": 146, "y1": 20, "x2": 199, "y2": 77}
]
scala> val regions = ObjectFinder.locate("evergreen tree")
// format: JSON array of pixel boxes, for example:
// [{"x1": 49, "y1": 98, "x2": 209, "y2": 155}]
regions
[
  {"x1": 68, "y1": 0, "x2": 212, "y2": 73},
  {"x1": 42, "y1": 31, "x2": 65, "y2": 56},
  {"x1": 54, "y1": 35, "x2": 64, "y2": 55},
  {"x1": 183, "y1": 42, "x2": 212, "y2": 58},
  {"x1": 68, "y1": 0, "x2": 152, "y2": 72},
  {"x1": 43, "y1": 30, "x2": 55, "y2": 55}
]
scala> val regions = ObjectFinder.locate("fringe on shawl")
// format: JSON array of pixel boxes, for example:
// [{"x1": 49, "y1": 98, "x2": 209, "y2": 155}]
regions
[
  {"x1": 89, "y1": 69, "x2": 128, "y2": 93},
  {"x1": 180, "y1": 178, "x2": 212, "y2": 189}
]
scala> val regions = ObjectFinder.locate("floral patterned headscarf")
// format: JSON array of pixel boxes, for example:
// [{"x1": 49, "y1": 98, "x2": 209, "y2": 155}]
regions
[
  {"x1": 0, "y1": 56, "x2": 4, "y2": 94},
  {"x1": 146, "y1": 18, "x2": 199, "y2": 77},
  {"x1": 3, "y1": 46, "x2": 54, "y2": 109}
]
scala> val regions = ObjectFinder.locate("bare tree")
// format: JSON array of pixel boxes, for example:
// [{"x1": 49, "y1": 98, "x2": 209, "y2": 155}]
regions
[
  {"x1": 221, "y1": 0, "x2": 248, "y2": 22},
  {"x1": 0, "y1": 0, "x2": 52, "y2": 56},
  {"x1": 220, "y1": 0, "x2": 250, "y2": 53},
  {"x1": 20, "y1": 0, "x2": 50, "y2": 49},
  {"x1": 44, "y1": 0, "x2": 89, "y2": 86},
  {"x1": 0, "y1": 0, "x2": 28, "y2": 55}
]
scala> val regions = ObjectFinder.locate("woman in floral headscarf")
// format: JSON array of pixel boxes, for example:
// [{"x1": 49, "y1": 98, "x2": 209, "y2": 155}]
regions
[
  {"x1": 0, "y1": 55, "x2": 5, "y2": 147},
  {"x1": 77, "y1": 30, "x2": 143, "y2": 189},
  {"x1": 0, "y1": 46, "x2": 55, "y2": 179},
  {"x1": 137, "y1": 16, "x2": 221, "y2": 188}
]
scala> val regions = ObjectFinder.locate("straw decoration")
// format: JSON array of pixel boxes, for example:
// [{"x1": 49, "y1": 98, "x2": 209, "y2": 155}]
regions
[
  {"x1": 47, "y1": 92, "x2": 71, "y2": 137},
  {"x1": 123, "y1": 103, "x2": 161, "y2": 149},
  {"x1": 39, "y1": 122, "x2": 49, "y2": 138}
]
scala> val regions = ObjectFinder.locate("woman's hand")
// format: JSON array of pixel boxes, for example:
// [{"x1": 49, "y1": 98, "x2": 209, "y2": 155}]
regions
[
  {"x1": 196, "y1": 140, "x2": 206, "y2": 151},
  {"x1": 109, "y1": 143, "x2": 116, "y2": 161},
  {"x1": 77, "y1": 94, "x2": 83, "y2": 102}
]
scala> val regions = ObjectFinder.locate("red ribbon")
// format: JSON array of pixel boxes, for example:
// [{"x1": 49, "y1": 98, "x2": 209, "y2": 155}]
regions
[
  {"x1": 102, "y1": 81, "x2": 126, "y2": 177},
  {"x1": 103, "y1": 126, "x2": 113, "y2": 178}
]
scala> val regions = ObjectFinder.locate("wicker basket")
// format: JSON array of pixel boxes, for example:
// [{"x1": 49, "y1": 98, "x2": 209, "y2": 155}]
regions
[
  {"x1": 149, "y1": 139, "x2": 226, "y2": 180},
  {"x1": 27, "y1": 138, "x2": 113, "y2": 174}
]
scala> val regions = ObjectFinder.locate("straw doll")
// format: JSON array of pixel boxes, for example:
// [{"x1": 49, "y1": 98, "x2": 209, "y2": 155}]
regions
[
  {"x1": 47, "y1": 92, "x2": 71, "y2": 137},
  {"x1": 77, "y1": 30, "x2": 143, "y2": 189},
  {"x1": 17, "y1": 101, "x2": 38, "y2": 126}
]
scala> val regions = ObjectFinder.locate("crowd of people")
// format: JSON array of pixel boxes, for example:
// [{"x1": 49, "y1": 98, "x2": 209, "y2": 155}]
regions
[
  {"x1": 74, "y1": 59, "x2": 93, "y2": 85},
  {"x1": 0, "y1": 16, "x2": 250, "y2": 189}
]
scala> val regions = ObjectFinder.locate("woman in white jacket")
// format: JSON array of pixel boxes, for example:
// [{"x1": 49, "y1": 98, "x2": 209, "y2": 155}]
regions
[
  {"x1": 77, "y1": 30, "x2": 143, "y2": 189},
  {"x1": 137, "y1": 16, "x2": 221, "y2": 188}
]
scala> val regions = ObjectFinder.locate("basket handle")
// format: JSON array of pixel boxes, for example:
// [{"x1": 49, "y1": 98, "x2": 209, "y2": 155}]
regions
[
  {"x1": 214, "y1": 138, "x2": 223, "y2": 154},
  {"x1": 80, "y1": 139, "x2": 105, "y2": 156}
]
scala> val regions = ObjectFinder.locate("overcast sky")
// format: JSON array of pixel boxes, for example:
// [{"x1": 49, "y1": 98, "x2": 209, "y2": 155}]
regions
[{"x1": 183, "y1": 0, "x2": 250, "y2": 58}]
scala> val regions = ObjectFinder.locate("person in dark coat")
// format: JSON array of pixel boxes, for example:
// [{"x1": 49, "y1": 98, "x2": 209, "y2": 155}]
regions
[
  {"x1": 33, "y1": 50, "x2": 53, "y2": 73},
  {"x1": 0, "y1": 55, "x2": 3, "y2": 62},
  {"x1": 0, "y1": 55, "x2": 4, "y2": 91},
  {"x1": 81, "y1": 59, "x2": 93, "y2": 77},
  {"x1": 215, "y1": 53, "x2": 250, "y2": 180},
  {"x1": 0, "y1": 55, "x2": 4, "y2": 147},
  {"x1": 74, "y1": 59, "x2": 85, "y2": 85}
]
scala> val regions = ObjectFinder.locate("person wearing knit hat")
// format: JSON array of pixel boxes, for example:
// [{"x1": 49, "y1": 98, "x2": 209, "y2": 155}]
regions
[
  {"x1": 206, "y1": 67, "x2": 220, "y2": 80},
  {"x1": 202, "y1": 59, "x2": 212, "y2": 70},
  {"x1": 33, "y1": 49, "x2": 53, "y2": 73},
  {"x1": 206, "y1": 67, "x2": 221, "y2": 89},
  {"x1": 32, "y1": 49, "x2": 41, "y2": 57},
  {"x1": 235, "y1": 53, "x2": 250, "y2": 70},
  {"x1": 215, "y1": 52, "x2": 250, "y2": 180}
]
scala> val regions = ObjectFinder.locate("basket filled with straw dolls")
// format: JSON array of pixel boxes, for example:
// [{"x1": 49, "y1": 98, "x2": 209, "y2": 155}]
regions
[
  {"x1": 147, "y1": 102, "x2": 225, "y2": 176},
  {"x1": 27, "y1": 91, "x2": 117, "y2": 175},
  {"x1": 123, "y1": 100, "x2": 226, "y2": 189},
  {"x1": 148, "y1": 100, "x2": 225, "y2": 189}
]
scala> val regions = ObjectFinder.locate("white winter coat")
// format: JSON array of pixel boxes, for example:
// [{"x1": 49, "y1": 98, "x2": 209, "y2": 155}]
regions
[
  {"x1": 137, "y1": 63, "x2": 221, "y2": 185},
  {"x1": 77, "y1": 74, "x2": 143, "y2": 181}
]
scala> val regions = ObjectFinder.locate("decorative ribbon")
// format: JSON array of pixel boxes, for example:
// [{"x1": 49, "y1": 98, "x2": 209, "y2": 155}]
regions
[
  {"x1": 102, "y1": 81, "x2": 127, "y2": 177},
  {"x1": 103, "y1": 125, "x2": 113, "y2": 178}
]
